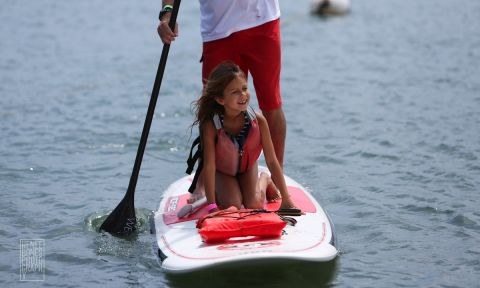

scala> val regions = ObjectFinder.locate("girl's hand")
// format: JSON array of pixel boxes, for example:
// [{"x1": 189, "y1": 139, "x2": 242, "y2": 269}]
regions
[
  {"x1": 279, "y1": 197, "x2": 296, "y2": 210},
  {"x1": 206, "y1": 202, "x2": 219, "y2": 214},
  {"x1": 208, "y1": 207, "x2": 219, "y2": 214}
]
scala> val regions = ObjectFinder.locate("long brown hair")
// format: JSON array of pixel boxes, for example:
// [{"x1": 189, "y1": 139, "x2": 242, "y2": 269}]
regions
[{"x1": 193, "y1": 61, "x2": 246, "y2": 128}]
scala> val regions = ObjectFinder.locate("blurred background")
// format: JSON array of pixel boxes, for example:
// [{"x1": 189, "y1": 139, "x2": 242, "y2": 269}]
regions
[{"x1": 1, "y1": 0, "x2": 479, "y2": 287}]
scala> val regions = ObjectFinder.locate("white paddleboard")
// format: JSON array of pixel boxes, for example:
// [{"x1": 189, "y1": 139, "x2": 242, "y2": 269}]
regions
[{"x1": 152, "y1": 167, "x2": 337, "y2": 273}]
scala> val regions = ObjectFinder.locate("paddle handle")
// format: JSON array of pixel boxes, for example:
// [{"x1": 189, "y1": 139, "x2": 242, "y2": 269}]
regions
[{"x1": 125, "y1": 0, "x2": 181, "y2": 198}]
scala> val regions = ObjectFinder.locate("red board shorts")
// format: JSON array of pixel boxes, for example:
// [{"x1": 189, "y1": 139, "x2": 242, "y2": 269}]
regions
[{"x1": 202, "y1": 19, "x2": 282, "y2": 111}]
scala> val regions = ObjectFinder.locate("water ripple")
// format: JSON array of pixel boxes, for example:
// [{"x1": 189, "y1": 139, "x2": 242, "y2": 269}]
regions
[
  {"x1": 449, "y1": 214, "x2": 479, "y2": 230},
  {"x1": 2, "y1": 0, "x2": 480, "y2": 287}
]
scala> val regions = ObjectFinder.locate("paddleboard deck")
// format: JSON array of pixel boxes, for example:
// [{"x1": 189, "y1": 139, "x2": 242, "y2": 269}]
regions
[{"x1": 152, "y1": 167, "x2": 337, "y2": 273}]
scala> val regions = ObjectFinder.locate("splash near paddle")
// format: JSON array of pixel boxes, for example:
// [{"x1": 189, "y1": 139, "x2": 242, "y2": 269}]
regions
[{"x1": 152, "y1": 166, "x2": 337, "y2": 273}]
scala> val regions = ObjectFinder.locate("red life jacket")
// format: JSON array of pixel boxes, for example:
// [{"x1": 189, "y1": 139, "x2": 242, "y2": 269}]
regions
[
  {"x1": 196, "y1": 207, "x2": 287, "y2": 243},
  {"x1": 213, "y1": 108, "x2": 262, "y2": 176}
]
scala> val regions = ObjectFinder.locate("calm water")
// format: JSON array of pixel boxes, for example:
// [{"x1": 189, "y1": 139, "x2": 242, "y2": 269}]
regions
[{"x1": 1, "y1": 0, "x2": 479, "y2": 287}]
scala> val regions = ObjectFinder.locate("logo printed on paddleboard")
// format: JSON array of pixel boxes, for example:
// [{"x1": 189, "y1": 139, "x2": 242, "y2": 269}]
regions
[
  {"x1": 217, "y1": 240, "x2": 281, "y2": 251},
  {"x1": 166, "y1": 197, "x2": 179, "y2": 213}
]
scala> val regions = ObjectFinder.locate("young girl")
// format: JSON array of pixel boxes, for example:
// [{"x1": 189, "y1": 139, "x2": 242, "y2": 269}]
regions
[{"x1": 191, "y1": 61, "x2": 296, "y2": 213}]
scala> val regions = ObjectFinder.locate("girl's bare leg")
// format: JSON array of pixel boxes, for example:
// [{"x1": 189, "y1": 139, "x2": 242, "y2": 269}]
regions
[
  {"x1": 215, "y1": 171, "x2": 242, "y2": 209},
  {"x1": 238, "y1": 163, "x2": 265, "y2": 209}
]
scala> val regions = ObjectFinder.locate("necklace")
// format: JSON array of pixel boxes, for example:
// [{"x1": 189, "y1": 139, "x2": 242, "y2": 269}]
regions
[{"x1": 219, "y1": 111, "x2": 251, "y2": 148}]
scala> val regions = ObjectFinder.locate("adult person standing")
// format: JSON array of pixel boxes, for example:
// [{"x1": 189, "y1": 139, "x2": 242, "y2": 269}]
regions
[{"x1": 157, "y1": 0, "x2": 287, "y2": 167}]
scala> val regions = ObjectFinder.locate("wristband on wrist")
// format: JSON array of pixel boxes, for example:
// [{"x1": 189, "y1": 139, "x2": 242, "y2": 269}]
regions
[
  {"x1": 158, "y1": 4, "x2": 173, "y2": 21},
  {"x1": 206, "y1": 203, "x2": 218, "y2": 212}
]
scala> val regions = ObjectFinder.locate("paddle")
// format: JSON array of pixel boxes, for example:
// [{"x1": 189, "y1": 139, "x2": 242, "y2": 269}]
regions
[{"x1": 100, "y1": 0, "x2": 181, "y2": 236}]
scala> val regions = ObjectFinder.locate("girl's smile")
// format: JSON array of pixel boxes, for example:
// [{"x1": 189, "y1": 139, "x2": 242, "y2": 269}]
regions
[{"x1": 217, "y1": 75, "x2": 250, "y2": 114}]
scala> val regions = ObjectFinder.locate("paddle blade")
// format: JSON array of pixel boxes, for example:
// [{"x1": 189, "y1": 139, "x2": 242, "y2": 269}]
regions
[{"x1": 100, "y1": 193, "x2": 136, "y2": 235}]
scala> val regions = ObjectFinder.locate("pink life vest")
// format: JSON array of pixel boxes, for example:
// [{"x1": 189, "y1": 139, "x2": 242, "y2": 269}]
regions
[{"x1": 213, "y1": 109, "x2": 262, "y2": 176}]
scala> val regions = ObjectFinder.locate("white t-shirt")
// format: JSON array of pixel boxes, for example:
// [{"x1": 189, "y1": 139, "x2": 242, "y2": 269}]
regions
[{"x1": 199, "y1": 0, "x2": 280, "y2": 42}]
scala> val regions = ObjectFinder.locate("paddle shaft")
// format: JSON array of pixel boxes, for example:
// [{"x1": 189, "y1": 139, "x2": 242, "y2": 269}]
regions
[{"x1": 126, "y1": 0, "x2": 181, "y2": 198}]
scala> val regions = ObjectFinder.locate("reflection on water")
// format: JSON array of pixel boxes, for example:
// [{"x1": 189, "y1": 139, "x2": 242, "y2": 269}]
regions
[{"x1": 166, "y1": 259, "x2": 338, "y2": 288}]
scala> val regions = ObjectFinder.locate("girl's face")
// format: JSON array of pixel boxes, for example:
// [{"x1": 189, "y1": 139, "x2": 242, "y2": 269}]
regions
[{"x1": 216, "y1": 75, "x2": 250, "y2": 114}]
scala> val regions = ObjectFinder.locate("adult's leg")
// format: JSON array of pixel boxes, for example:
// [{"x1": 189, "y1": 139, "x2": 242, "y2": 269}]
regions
[
  {"x1": 239, "y1": 20, "x2": 286, "y2": 166},
  {"x1": 262, "y1": 109, "x2": 286, "y2": 167},
  {"x1": 202, "y1": 37, "x2": 245, "y2": 84},
  {"x1": 215, "y1": 171, "x2": 243, "y2": 209}
]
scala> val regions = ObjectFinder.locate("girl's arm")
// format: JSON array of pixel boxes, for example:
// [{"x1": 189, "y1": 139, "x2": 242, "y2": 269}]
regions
[
  {"x1": 201, "y1": 120, "x2": 218, "y2": 211},
  {"x1": 256, "y1": 113, "x2": 295, "y2": 209}
]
